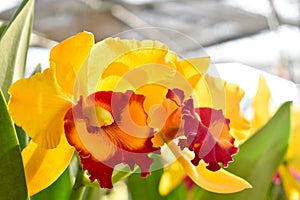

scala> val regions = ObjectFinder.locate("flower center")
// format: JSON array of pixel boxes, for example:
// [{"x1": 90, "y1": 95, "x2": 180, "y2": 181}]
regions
[{"x1": 83, "y1": 105, "x2": 114, "y2": 127}]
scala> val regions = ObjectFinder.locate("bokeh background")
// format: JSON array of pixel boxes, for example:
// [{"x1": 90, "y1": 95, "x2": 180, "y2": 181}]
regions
[{"x1": 0, "y1": 0, "x2": 299, "y2": 82}]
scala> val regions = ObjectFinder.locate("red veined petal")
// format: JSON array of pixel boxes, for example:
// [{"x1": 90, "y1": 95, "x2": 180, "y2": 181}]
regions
[
  {"x1": 165, "y1": 88, "x2": 185, "y2": 107},
  {"x1": 64, "y1": 91, "x2": 159, "y2": 188},
  {"x1": 181, "y1": 98, "x2": 238, "y2": 171},
  {"x1": 151, "y1": 89, "x2": 185, "y2": 146}
]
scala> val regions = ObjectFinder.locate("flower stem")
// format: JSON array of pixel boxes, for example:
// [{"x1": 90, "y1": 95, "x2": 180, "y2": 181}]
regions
[{"x1": 70, "y1": 157, "x2": 86, "y2": 200}]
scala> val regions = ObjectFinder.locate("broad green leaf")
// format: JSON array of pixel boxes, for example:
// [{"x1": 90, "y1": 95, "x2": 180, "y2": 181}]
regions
[
  {"x1": 127, "y1": 154, "x2": 164, "y2": 200},
  {"x1": 0, "y1": 89, "x2": 27, "y2": 199},
  {"x1": 0, "y1": 0, "x2": 34, "y2": 101},
  {"x1": 128, "y1": 169, "x2": 164, "y2": 200},
  {"x1": 31, "y1": 168, "x2": 72, "y2": 200},
  {"x1": 198, "y1": 102, "x2": 291, "y2": 200}
]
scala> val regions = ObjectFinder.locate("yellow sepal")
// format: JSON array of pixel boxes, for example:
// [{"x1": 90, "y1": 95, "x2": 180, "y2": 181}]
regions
[
  {"x1": 167, "y1": 141, "x2": 252, "y2": 193},
  {"x1": 22, "y1": 135, "x2": 74, "y2": 196}
]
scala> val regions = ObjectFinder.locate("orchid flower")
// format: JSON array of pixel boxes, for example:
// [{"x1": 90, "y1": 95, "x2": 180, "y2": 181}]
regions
[{"x1": 8, "y1": 31, "x2": 251, "y2": 196}]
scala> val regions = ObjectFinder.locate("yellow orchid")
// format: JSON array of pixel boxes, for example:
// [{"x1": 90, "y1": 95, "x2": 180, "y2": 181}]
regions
[
  {"x1": 250, "y1": 75, "x2": 300, "y2": 199},
  {"x1": 8, "y1": 31, "x2": 251, "y2": 196},
  {"x1": 158, "y1": 78, "x2": 252, "y2": 195}
]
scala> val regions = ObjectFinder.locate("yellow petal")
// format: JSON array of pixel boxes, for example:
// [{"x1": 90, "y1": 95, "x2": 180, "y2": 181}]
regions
[
  {"x1": 98, "y1": 64, "x2": 180, "y2": 126},
  {"x1": 251, "y1": 75, "x2": 271, "y2": 134},
  {"x1": 8, "y1": 68, "x2": 72, "y2": 148},
  {"x1": 278, "y1": 165, "x2": 300, "y2": 200},
  {"x1": 86, "y1": 38, "x2": 176, "y2": 93},
  {"x1": 151, "y1": 132, "x2": 165, "y2": 148},
  {"x1": 22, "y1": 135, "x2": 74, "y2": 196},
  {"x1": 136, "y1": 84, "x2": 169, "y2": 115},
  {"x1": 223, "y1": 81, "x2": 251, "y2": 142},
  {"x1": 177, "y1": 57, "x2": 210, "y2": 89},
  {"x1": 193, "y1": 74, "x2": 229, "y2": 109},
  {"x1": 97, "y1": 76, "x2": 123, "y2": 91},
  {"x1": 193, "y1": 161, "x2": 252, "y2": 193},
  {"x1": 193, "y1": 74, "x2": 250, "y2": 142},
  {"x1": 106, "y1": 38, "x2": 174, "y2": 72},
  {"x1": 159, "y1": 160, "x2": 186, "y2": 196},
  {"x1": 50, "y1": 31, "x2": 94, "y2": 96},
  {"x1": 167, "y1": 141, "x2": 252, "y2": 193}
]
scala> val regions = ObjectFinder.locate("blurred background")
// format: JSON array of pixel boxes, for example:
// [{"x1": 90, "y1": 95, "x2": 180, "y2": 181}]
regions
[{"x1": 0, "y1": 0, "x2": 299, "y2": 81}]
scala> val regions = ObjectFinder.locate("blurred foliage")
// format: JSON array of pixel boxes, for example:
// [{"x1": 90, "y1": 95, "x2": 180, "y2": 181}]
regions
[{"x1": 0, "y1": 0, "x2": 34, "y2": 101}]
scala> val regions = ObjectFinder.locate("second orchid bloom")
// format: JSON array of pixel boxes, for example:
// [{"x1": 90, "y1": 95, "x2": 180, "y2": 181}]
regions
[{"x1": 8, "y1": 31, "x2": 251, "y2": 195}]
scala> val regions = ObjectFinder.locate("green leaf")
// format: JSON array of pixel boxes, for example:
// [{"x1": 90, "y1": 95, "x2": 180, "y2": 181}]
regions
[
  {"x1": 198, "y1": 101, "x2": 291, "y2": 200},
  {"x1": 31, "y1": 168, "x2": 72, "y2": 200},
  {"x1": 0, "y1": 0, "x2": 34, "y2": 101},
  {"x1": 127, "y1": 154, "x2": 164, "y2": 200},
  {"x1": 128, "y1": 169, "x2": 164, "y2": 200},
  {"x1": 0, "y1": 89, "x2": 27, "y2": 199},
  {"x1": 15, "y1": 125, "x2": 28, "y2": 151},
  {"x1": 30, "y1": 63, "x2": 42, "y2": 76}
]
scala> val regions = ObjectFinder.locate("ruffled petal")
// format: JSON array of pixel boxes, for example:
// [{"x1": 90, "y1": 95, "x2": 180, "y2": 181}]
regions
[
  {"x1": 22, "y1": 136, "x2": 74, "y2": 196},
  {"x1": 181, "y1": 98, "x2": 238, "y2": 171},
  {"x1": 167, "y1": 141, "x2": 252, "y2": 193},
  {"x1": 151, "y1": 89, "x2": 185, "y2": 147},
  {"x1": 64, "y1": 90, "x2": 159, "y2": 188},
  {"x1": 87, "y1": 91, "x2": 155, "y2": 141},
  {"x1": 50, "y1": 31, "x2": 94, "y2": 96},
  {"x1": 223, "y1": 81, "x2": 251, "y2": 142},
  {"x1": 163, "y1": 89, "x2": 238, "y2": 171},
  {"x1": 64, "y1": 107, "x2": 115, "y2": 188},
  {"x1": 97, "y1": 65, "x2": 178, "y2": 114},
  {"x1": 8, "y1": 68, "x2": 72, "y2": 148},
  {"x1": 193, "y1": 74, "x2": 250, "y2": 142},
  {"x1": 84, "y1": 38, "x2": 177, "y2": 94}
]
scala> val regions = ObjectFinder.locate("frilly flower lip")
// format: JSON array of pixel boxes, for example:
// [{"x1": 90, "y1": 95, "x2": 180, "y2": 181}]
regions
[
  {"x1": 64, "y1": 90, "x2": 160, "y2": 188},
  {"x1": 164, "y1": 88, "x2": 239, "y2": 171}
]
